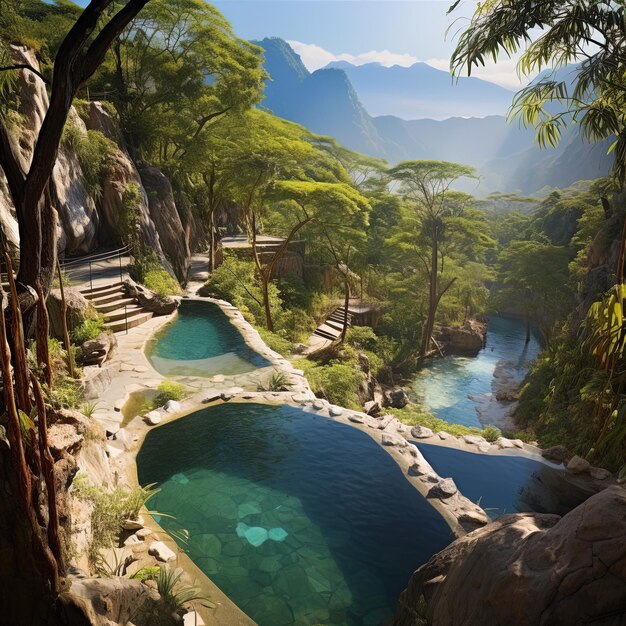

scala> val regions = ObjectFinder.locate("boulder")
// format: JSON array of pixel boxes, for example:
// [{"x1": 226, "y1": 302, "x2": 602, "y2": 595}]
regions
[
  {"x1": 567, "y1": 455, "x2": 591, "y2": 475},
  {"x1": 411, "y1": 425, "x2": 434, "y2": 439},
  {"x1": 149, "y1": 541, "x2": 176, "y2": 563},
  {"x1": 542, "y1": 445, "x2": 573, "y2": 464},
  {"x1": 48, "y1": 423, "x2": 84, "y2": 458},
  {"x1": 436, "y1": 318, "x2": 487, "y2": 356},
  {"x1": 163, "y1": 400, "x2": 182, "y2": 413},
  {"x1": 590, "y1": 466, "x2": 612, "y2": 481},
  {"x1": 463, "y1": 435, "x2": 487, "y2": 446},
  {"x1": 144, "y1": 411, "x2": 162, "y2": 426},
  {"x1": 392, "y1": 486, "x2": 626, "y2": 626},
  {"x1": 58, "y1": 576, "x2": 151, "y2": 625},
  {"x1": 80, "y1": 365, "x2": 115, "y2": 400},
  {"x1": 46, "y1": 287, "x2": 90, "y2": 340},
  {"x1": 123, "y1": 278, "x2": 178, "y2": 316},
  {"x1": 389, "y1": 388, "x2": 409, "y2": 409},
  {"x1": 329, "y1": 406, "x2": 344, "y2": 417},
  {"x1": 363, "y1": 400, "x2": 381, "y2": 416},
  {"x1": 429, "y1": 477, "x2": 458, "y2": 498},
  {"x1": 381, "y1": 433, "x2": 406, "y2": 447},
  {"x1": 76, "y1": 332, "x2": 117, "y2": 367}
]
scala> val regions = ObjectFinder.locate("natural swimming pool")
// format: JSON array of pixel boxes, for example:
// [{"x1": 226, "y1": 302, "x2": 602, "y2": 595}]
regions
[
  {"x1": 146, "y1": 299, "x2": 270, "y2": 377},
  {"x1": 137, "y1": 403, "x2": 453, "y2": 626},
  {"x1": 415, "y1": 442, "x2": 589, "y2": 519}
]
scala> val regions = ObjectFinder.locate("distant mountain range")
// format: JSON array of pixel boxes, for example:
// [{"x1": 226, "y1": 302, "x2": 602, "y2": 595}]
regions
[
  {"x1": 323, "y1": 60, "x2": 515, "y2": 120},
  {"x1": 256, "y1": 38, "x2": 612, "y2": 196}
]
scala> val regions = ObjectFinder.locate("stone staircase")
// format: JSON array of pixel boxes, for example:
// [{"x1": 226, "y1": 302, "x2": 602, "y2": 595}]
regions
[
  {"x1": 80, "y1": 282, "x2": 153, "y2": 333},
  {"x1": 312, "y1": 307, "x2": 354, "y2": 342}
]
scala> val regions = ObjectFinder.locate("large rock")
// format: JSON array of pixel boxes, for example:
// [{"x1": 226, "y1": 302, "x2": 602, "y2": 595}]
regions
[
  {"x1": 76, "y1": 332, "x2": 117, "y2": 367},
  {"x1": 123, "y1": 278, "x2": 179, "y2": 316},
  {"x1": 437, "y1": 318, "x2": 487, "y2": 356},
  {"x1": 388, "y1": 388, "x2": 409, "y2": 409},
  {"x1": 392, "y1": 486, "x2": 626, "y2": 626},
  {"x1": 138, "y1": 164, "x2": 190, "y2": 281},
  {"x1": 46, "y1": 287, "x2": 90, "y2": 339},
  {"x1": 58, "y1": 576, "x2": 151, "y2": 626}
]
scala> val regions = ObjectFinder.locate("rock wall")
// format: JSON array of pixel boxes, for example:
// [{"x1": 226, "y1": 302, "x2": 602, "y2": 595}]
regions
[
  {"x1": 392, "y1": 485, "x2": 626, "y2": 626},
  {"x1": 0, "y1": 45, "x2": 191, "y2": 280}
]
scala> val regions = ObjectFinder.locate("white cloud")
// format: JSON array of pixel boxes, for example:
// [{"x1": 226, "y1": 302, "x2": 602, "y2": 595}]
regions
[
  {"x1": 288, "y1": 40, "x2": 418, "y2": 72},
  {"x1": 425, "y1": 56, "x2": 538, "y2": 90}
]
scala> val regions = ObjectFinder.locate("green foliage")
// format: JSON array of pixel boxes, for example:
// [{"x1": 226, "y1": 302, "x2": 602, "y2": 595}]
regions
[
  {"x1": 391, "y1": 405, "x2": 485, "y2": 438},
  {"x1": 62, "y1": 124, "x2": 114, "y2": 200},
  {"x1": 257, "y1": 328, "x2": 294, "y2": 356},
  {"x1": 258, "y1": 370, "x2": 290, "y2": 392},
  {"x1": 294, "y1": 358, "x2": 365, "y2": 410},
  {"x1": 451, "y1": 0, "x2": 626, "y2": 182},
  {"x1": 153, "y1": 380, "x2": 187, "y2": 408},
  {"x1": 156, "y1": 566, "x2": 210, "y2": 615},
  {"x1": 143, "y1": 268, "x2": 182, "y2": 297},
  {"x1": 73, "y1": 475, "x2": 159, "y2": 566},
  {"x1": 70, "y1": 316, "x2": 106, "y2": 345}
]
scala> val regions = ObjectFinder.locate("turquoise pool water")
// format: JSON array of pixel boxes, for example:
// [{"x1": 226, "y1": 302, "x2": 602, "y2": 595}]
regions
[
  {"x1": 415, "y1": 442, "x2": 588, "y2": 519},
  {"x1": 410, "y1": 316, "x2": 541, "y2": 427},
  {"x1": 146, "y1": 300, "x2": 270, "y2": 377},
  {"x1": 137, "y1": 403, "x2": 452, "y2": 626}
]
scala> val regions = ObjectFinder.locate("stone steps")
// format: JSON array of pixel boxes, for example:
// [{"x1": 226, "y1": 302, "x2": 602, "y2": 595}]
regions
[
  {"x1": 79, "y1": 282, "x2": 154, "y2": 333},
  {"x1": 104, "y1": 310, "x2": 153, "y2": 333}
]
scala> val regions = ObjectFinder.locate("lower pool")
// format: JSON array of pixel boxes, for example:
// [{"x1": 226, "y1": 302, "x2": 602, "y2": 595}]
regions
[
  {"x1": 146, "y1": 300, "x2": 270, "y2": 377},
  {"x1": 416, "y1": 442, "x2": 590, "y2": 518},
  {"x1": 137, "y1": 403, "x2": 452, "y2": 626}
]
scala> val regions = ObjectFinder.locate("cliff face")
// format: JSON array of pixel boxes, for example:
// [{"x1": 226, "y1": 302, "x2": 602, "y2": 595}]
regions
[{"x1": 0, "y1": 45, "x2": 192, "y2": 279}]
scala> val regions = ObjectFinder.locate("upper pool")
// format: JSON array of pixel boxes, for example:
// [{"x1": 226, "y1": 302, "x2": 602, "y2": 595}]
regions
[
  {"x1": 416, "y1": 442, "x2": 589, "y2": 519},
  {"x1": 137, "y1": 403, "x2": 452, "y2": 626},
  {"x1": 146, "y1": 300, "x2": 270, "y2": 377}
]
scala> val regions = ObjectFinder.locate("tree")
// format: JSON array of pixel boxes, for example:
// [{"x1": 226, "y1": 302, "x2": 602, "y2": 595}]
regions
[
  {"x1": 493, "y1": 240, "x2": 574, "y2": 343},
  {"x1": 387, "y1": 160, "x2": 476, "y2": 362},
  {"x1": 92, "y1": 0, "x2": 265, "y2": 161},
  {"x1": 0, "y1": 0, "x2": 151, "y2": 324},
  {"x1": 450, "y1": 0, "x2": 626, "y2": 181},
  {"x1": 271, "y1": 180, "x2": 370, "y2": 339},
  {"x1": 0, "y1": 1, "x2": 153, "y2": 620}
]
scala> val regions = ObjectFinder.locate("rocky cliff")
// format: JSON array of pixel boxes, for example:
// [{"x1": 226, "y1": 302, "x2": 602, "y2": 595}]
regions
[
  {"x1": 392, "y1": 485, "x2": 626, "y2": 625},
  {"x1": 0, "y1": 45, "x2": 192, "y2": 280}
]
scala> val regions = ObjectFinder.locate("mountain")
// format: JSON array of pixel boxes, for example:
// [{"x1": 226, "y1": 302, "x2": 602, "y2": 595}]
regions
[
  {"x1": 324, "y1": 60, "x2": 515, "y2": 120},
  {"x1": 257, "y1": 38, "x2": 613, "y2": 195},
  {"x1": 258, "y1": 37, "x2": 388, "y2": 156}
]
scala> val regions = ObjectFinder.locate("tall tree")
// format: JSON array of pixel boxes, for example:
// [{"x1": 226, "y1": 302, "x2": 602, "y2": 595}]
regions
[
  {"x1": 387, "y1": 160, "x2": 476, "y2": 362},
  {"x1": 0, "y1": 0, "x2": 151, "y2": 323},
  {"x1": 0, "y1": 1, "x2": 152, "y2": 620}
]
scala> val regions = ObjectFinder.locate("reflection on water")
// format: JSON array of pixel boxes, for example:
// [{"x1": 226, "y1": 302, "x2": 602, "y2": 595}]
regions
[
  {"x1": 416, "y1": 442, "x2": 589, "y2": 519},
  {"x1": 146, "y1": 300, "x2": 270, "y2": 377},
  {"x1": 410, "y1": 316, "x2": 541, "y2": 427},
  {"x1": 137, "y1": 403, "x2": 452, "y2": 626}
]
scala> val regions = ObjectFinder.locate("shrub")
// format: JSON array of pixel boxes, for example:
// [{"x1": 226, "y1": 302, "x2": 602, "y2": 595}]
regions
[
  {"x1": 153, "y1": 380, "x2": 187, "y2": 407},
  {"x1": 143, "y1": 268, "x2": 182, "y2": 297},
  {"x1": 304, "y1": 361, "x2": 366, "y2": 410},
  {"x1": 72, "y1": 475, "x2": 158, "y2": 566},
  {"x1": 258, "y1": 370, "x2": 290, "y2": 392},
  {"x1": 71, "y1": 316, "x2": 106, "y2": 344},
  {"x1": 257, "y1": 328, "x2": 294, "y2": 356},
  {"x1": 482, "y1": 425, "x2": 501, "y2": 442},
  {"x1": 156, "y1": 566, "x2": 210, "y2": 614}
]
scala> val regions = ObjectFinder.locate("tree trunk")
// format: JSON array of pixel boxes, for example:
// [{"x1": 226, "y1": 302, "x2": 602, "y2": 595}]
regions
[
  {"x1": 525, "y1": 313, "x2": 531, "y2": 344},
  {"x1": 261, "y1": 272, "x2": 274, "y2": 332},
  {"x1": 419, "y1": 238, "x2": 439, "y2": 363}
]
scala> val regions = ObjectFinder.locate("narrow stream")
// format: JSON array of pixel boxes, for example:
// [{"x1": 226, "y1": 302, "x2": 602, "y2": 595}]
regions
[{"x1": 410, "y1": 316, "x2": 541, "y2": 429}]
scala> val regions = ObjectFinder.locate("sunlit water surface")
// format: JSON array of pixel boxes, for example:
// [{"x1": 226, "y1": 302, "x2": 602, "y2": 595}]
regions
[{"x1": 410, "y1": 316, "x2": 540, "y2": 427}]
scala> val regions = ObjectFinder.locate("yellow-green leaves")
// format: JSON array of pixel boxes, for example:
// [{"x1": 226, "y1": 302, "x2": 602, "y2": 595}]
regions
[{"x1": 587, "y1": 283, "x2": 626, "y2": 367}]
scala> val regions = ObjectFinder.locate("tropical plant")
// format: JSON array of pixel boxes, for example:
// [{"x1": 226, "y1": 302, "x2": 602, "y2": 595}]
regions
[
  {"x1": 450, "y1": 0, "x2": 626, "y2": 182},
  {"x1": 258, "y1": 370, "x2": 290, "y2": 392}
]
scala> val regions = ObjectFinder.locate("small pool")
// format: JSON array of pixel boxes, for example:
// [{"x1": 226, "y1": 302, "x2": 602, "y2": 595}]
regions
[
  {"x1": 146, "y1": 300, "x2": 270, "y2": 377},
  {"x1": 137, "y1": 403, "x2": 452, "y2": 626},
  {"x1": 415, "y1": 442, "x2": 589, "y2": 519}
]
